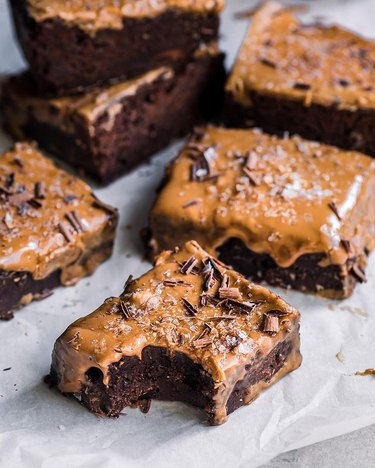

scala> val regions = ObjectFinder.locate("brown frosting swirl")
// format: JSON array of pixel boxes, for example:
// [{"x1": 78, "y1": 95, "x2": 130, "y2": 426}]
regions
[
  {"x1": 25, "y1": 0, "x2": 225, "y2": 32},
  {"x1": 0, "y1": 143, "x2": 118, "y2": 283},
  {"x1": 149, "y1": 126, "x2": 375, "y2": 268},
  {"x1": 226, "y1": 1, "x2": 375, "y2": 111},
  {"x1": 52, "y1": 240, "x2": 301, "y2": 423}
]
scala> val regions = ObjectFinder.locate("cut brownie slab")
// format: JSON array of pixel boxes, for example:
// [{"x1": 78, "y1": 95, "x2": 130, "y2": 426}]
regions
[
  {"x1": 226, "y1": 1, "x2": 375, "y2": 157},
  {"x1": 0, "y1": 143, "x2": 118, "y2": 320},
  {"x1": 148, "y1": 126, "x2": 375, "y2": 298},
  {"x1": 11, "y1": 0, "x2": 224, "y2": 94},
  {"x1": 2, "y1": 49, "x2": 225, "y2": 184},
  {"x1": 50, "y1": 240, "x2": 301, "y2": 425}
]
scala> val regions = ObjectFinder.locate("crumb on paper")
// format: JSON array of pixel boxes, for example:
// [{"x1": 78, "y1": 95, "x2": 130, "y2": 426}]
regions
[
  {"x1": 2, "y1": 367, "x2": 11, "y2": 371},
  {"x1": 340, "y1": 305, "x2": 368, "y2": 318},
  {"x1": 336, "y1": 350, "x2": 344, "y2": 363},
  {"x1": 355, "y1": 368, "x2": 375, "y2": 376},
  {"x1": 328, "y1": 304, "x2": 335, "y2": 311}
]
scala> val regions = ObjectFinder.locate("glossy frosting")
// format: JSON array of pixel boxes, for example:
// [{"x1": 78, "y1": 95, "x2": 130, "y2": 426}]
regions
[
  {"x1": 0, "y1": 143, "x2": 117, "y2": 282},
  {"x1": 52, "y1": 240, "x2": 301, "y2": 424},
  {"x1": 149, "y1": 126, "x2": 375, "y2": 268},
  {"x1": 226, "y1": 1, "x2": 375, "y2": 110},
  {"x1": 26, "y1": 0, "x2": 225, "y2": 31}
]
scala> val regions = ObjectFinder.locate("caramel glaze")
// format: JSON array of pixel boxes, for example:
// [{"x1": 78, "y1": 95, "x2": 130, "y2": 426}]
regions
[
  {"x1": 226, "y1": 1, "x2": 375, "y2": 111},
  {"x1": 0, "y1": 143, "x2": 118, "y2": 283},
  {"x1": 3, "y1": 43, "x2": 220, "y2": 138},
  {"x1": 26, "y1": 0, "x2": 225, "y2": 32},
  {"x1": 52, "y1": 240, "x2": 301, "y2": 424},
  {"x1": 149, "y1": 126, "x2": 375, "y2": 271}
]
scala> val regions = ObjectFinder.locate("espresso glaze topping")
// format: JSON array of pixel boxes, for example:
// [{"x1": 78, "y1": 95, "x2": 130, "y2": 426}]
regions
[
  {"x1": 149, "y1": 126, "x2": 375, "y2": 268},
  {"x1": 52, "y1": 240, "x2": 301, "y2": 423},
  {"x1": 226, "y1": 1, "x2": 375, "y2": 111},
  {"x1": 4, "y1": 43, "x2": 220, "y2": 136},
  {"x1": 0, "y1": 143, "x2": 117, "y2": 282},
  {"x1": 26, "y1": 0, "x2": 225, "y2": 31}
]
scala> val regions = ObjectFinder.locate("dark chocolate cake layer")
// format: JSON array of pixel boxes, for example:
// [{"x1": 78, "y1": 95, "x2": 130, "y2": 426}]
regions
[
  {"x1": 11, "y1": 0, "x2": 224, "y2": 94},
  {"x1": 2, "y1": 51, "x2": 225, "y2": 184}
]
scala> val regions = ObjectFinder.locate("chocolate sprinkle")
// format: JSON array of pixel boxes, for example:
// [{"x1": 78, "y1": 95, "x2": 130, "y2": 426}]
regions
[
  {"x1": 182, "y1": 200, "x2": 200, "y2": 209},
  {"x1": 263, "y1": 315, "x2": 279, "y2": 334},
  {"x1": 35, "y1": 181, "x2": 46, "y2": 199},
  {"x1": 202, "y1": 259, "x2": 216, "y2": 291},
  {"x1": 119, "y1": 300, "x2": 131, "y2": 319},
  {"x1": 65, "y1": 211, "x2": 82, "y2": 233},
  {"x1": 328, "y1": 201, "x2": 342, "y2": 220},
  {"x1": 180, "y1": 256, "x2": 198, "y2": 275},
  {"x1": 182, "y1": 298, "x2": 198, "y2": 316},
  {"x1": 163, "y1": 279, "x2": 192, "y2": 288},
  {"x1": 5, "y1": 173, "x2": 14, "y2": 189},
  {"x1": 293, "y1": 82, "x2": 311, "y2": 90},
  {"x1": 351, "y1": 264, "x2": 367, "y2": 283},
  {"x1": 260, "y1": 57, "x2": 277, "y2": 68},
  {"x1": 223, "y1": 299, "x2": 259, "y2": 314},
  {"x1": 58, "y1": 223, "x2": 73, "y2": 243}
]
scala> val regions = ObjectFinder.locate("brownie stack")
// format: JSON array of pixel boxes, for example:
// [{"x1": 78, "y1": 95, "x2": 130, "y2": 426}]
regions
[{"x1": 2, "y1": 0, "x2": 226, "y2": 183}]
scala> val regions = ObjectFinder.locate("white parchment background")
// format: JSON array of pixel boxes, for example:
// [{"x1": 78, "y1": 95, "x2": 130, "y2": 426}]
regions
[{"x1": 0, "y1": 0, "x2": 374, "y2": 466}]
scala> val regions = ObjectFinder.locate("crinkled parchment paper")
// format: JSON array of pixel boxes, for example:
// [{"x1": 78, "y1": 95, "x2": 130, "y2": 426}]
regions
[{"x1": 0, "y1": 1, "x2": 374, "y2": 466}]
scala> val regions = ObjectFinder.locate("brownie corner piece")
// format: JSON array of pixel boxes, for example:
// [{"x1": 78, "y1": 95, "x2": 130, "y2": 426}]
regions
[
  {"x1": 0, "y1": 142, "x2": 118, "y2": 320},
  {"x1": 11, "y1": 0, "x2": 225, "y2": 94},
  {"x1": 148, "y1": 126, "x2": 375, "y2": 299},
  {"x1": 225, "y1": 1, "x2": 375, "y2": 156},
  {"x1": 2, "y1": 49, "x2": 225, "y2": 183},
  {"x1": 50, "y1": 240, "x2": 301, "y2": 425}
]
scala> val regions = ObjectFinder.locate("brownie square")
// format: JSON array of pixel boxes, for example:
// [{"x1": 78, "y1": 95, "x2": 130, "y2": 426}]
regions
[
  {"x1": 225, "y1": 2, "x2": 375, "y2": 157},
  {"x1": 11, "y1": 0, "x2": 224, "y2": 95},
  {"x1": 2, "y1": 50, "x2": 225, "y2": 184},
  {"x1": 148, "y1": 126, "x2": 375, "y2": 298},
  {"x1": 50, "y1": 240, "x2": 301, "y2": 425},
  {"x1": 0, "y1": 142, "x2": 118, "y2": 320}
]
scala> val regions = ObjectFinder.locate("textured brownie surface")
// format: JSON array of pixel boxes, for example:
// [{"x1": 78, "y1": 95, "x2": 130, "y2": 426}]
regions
[
  {"x1": 148, "y1": 126, "x2": 375, "y2": 298},
  {"x1": 225, "y1": 1, "x2": 375, "y2": 156},
  {"x1": 11, "y1": 0, "x2": 224, "y2": 94},
  {"x1": 2, "y1": 51, "x2": 225, "y2": 183},
  {"x1": 0, "y1": 143, "x2": 118, "y2": 319},
  {"x1": 50, "y1": 241, "x2": 301, "y2": 425}
]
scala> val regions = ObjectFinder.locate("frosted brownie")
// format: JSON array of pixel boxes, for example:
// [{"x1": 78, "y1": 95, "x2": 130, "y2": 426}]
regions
[
  {"x1": 50, "y1": 240, "x2": 301, "y2": 425},
  {"x1": 11, "y1": 0, "x2": 224, "y2": 94},
  {"x1": 148, "y1": 127, "x2": 375, "y2": 298},
  {"x1": 2, "y1": 49, "x2": 225, "y2": 183},
  {"x1": 226, "y1": 1, "x2": 375, "y2": 157},
  {"x1": 0, "y1": 143, "x2": 118, "y2": 320}
]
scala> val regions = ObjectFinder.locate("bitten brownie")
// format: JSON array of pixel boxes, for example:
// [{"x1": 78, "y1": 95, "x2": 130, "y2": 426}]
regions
[
  {"x1": 11, "y1": 0, "x2": 224, "y2": 95},
  {"x1": 148, "y1": 126, "x2": 375, "y2": 299},
  {"x1": 0, "y1": 143, "x2": 118, "y2": 320},
  {"x1": 2, "y1": 49, "x2": 225, "y2": 184},
  {"x1": 50, "y1": 240, "x2": 301, "y2": 425},
  {"x1": 225, "y1": 1, "x2": 375, "y2": 157}
]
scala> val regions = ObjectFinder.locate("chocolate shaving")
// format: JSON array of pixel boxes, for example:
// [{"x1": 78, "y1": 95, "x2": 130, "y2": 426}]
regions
[
  {"x1": 123, "y1": 275, "x2": 134, "y2": 293},
  {"x1": 182, "y1": 298, "x2": 198, "y2": 316},
  {"x1": 8, "y1": 192, "x2": 32, "y2": 205},
  {"x1": 182, "y1": 199, "x2": 200, "y2": 209},
  {"x1": 340, "y1": 239, "x2": 352, "y2": 254},
  {"x1": 338, "y1": 78, "x2": 350, "y2": 87},
  {"x1": 5, "y1": 173, "x2": 14, "y2": 189},
  {"x1": 260, "y1": 57, "x2": 277, "y2": 68},
  {"x1": 208, "y1": 257, "x2": 224, "y2": 281},
  {"x1": 65, "y1": 211, "x2": 83, "y2": 233},
  {"x1": 351, "y1": 264, "x2": 367, "y2": 283},
  {"x1": 219, "y1": 287, "x2": 242, "y2": 300},
  {"x1": 180, "y1": 256, "x2": 198, "y2": 275},
  {"x1": 28, "y1": 198, "x2": 43, "y2": 209},
  {"x1": 202, "y1": 259, "x2": 216, "y2": 291},
  {"x1": 34, "y1": 181, "x2": 46, "y2": 199},
  {"x1": 58, "y1": 223, "x2": 73, "y2": 243},
  {"x1": 192, "y1": 336, "x2": 213, "y2": 349},
  {"x1": 293, "y1": 82, "x2": 311, "y2": 90},
  {"x1": 243, "y1": 167, "x2": 262, "y2": 186},
  {"x1": 223, "y1": 299, "x2": 259, "y2": 314},
  {"x1": 266, "y1": 309, "x2": 288, "y2": 317},
  {"x1": 119, "y1": 300, "x2": 131, "y2": 319},
  {"x1": 13, "y1": 156, "x2": 24, "y2": 168},
  {"x1": 220, "y1": 273, "x2": 230, "y2": 289},
  {"x1": 163, "y1": 279, "x2": 192, "y2": 288},
  {"x1": 263, "y1": 315, "x2": 279, "y2": 334},
  {"x1": 328, "y1": 201, "x2": 342, "y2": 220}
]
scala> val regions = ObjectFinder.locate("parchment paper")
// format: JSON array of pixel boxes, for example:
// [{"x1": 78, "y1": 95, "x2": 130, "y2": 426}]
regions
[{"x1": 0, "y1": 1, "x2": 374, "y2": 467}]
